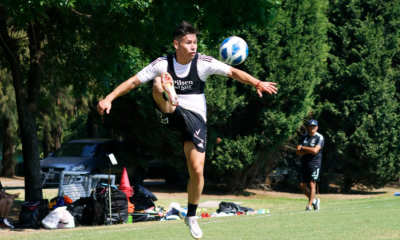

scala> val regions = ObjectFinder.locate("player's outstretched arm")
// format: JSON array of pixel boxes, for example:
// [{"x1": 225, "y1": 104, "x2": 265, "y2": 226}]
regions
[
  {"x1": 97, "y1": 75, "x2": 142, "y2": 116},
  {"x1": 227, "y1": 67, "x2": 278, "y2": 97}
]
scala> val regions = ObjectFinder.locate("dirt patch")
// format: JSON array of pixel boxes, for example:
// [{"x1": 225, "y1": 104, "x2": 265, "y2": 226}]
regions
[
  {"x1": 3, "y1": 177, "x2": 398, "y2": 202},
  {"x1": 0, "y1": 176, "x2": 25, "y2": 186}
]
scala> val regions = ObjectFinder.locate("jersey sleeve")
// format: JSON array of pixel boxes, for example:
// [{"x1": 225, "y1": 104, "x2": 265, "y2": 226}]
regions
[
  {"x1": 316, "y1": 134, "x2": 325, "y2": 147},
  {"x1": 136, "y1": 56, "x2": 167, "y2": 83},
  {"x1": 197, "y1": 54, "x2": 231, "y2": 81}
]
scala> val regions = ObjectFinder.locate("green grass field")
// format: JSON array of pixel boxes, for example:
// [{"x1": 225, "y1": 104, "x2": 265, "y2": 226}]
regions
[{"x1": 2, "y1": 186, "x2": 400, "y2": 240}]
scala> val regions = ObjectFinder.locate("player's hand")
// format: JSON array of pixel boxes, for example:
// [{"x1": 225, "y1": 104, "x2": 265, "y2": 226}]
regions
[
  {"x1": 256, "y1": 81, "x2": 278, "y2": 97},
  {"x1": 97, "y1": 98, "x2": 112, "y2": 115}
]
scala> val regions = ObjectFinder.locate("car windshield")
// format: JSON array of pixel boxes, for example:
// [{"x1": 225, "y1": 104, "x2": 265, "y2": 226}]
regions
[{"x1": 53, "y1": 142, "x2": 104, "y2": 157}]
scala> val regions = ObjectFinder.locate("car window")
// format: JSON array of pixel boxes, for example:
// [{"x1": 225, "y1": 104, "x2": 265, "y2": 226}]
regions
[{"x1": 53, "y1": 142, "x2": 104, "y2": 157}]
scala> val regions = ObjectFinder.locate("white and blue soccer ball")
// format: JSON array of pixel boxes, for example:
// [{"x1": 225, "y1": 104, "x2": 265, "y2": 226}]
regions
[{"x1": 219, "y1": 36, "x2": 249, "y2": 65}]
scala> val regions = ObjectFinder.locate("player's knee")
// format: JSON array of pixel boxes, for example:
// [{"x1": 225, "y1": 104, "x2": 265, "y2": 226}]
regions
[
  {"x1": 152, "y1": 77, "x2": 163, "y2": 94},
  {"x1": 189, "y1": 166, "x2": 204, "y2": 179},
  {"x1": 154, "y1": 76, "x2": 161, "y2": 84},
  {"x1": 153, "y1": 77, "x2": 162, "y2": 88},
  {"x1": 194, "y1": 167, "x2": 204, "y2": 177}
]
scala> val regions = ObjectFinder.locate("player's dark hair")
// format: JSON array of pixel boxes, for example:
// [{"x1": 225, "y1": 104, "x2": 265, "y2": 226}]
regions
[{"x1": 173, "y1": 21, "x2": 199, "y2": 40}]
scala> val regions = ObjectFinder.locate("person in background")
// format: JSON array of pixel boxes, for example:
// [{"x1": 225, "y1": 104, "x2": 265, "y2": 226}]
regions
[
  {"x1": 296, "y1": 119, "x2": 324, "y2": 210},
  {"x1": 0, "y1": 170, "x2": 20, "y2": 229}
]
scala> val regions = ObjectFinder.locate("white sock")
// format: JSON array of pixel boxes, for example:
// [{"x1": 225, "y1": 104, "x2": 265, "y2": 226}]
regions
[{"x1": 312, "y1": 199, "x2": 317, "y2": 204}]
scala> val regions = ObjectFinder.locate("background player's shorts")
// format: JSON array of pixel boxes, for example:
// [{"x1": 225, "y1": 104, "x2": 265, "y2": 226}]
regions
[
  {"x1": 299, "y1": 166, "x2": 320, "y2": 183},
  {"x1": 155, "y1": 106, "x2": 207, "y2": 153}
]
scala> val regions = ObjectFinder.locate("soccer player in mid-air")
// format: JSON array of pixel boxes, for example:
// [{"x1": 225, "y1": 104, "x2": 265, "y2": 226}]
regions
[{"x1": 97, "y1": 21, "x2": 278, "y2": 239}]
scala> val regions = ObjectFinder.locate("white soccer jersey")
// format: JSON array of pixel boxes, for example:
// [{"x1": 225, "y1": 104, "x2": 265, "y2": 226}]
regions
[{"x1": 136, "y1": 53, "x2": 231, "y2": 121}]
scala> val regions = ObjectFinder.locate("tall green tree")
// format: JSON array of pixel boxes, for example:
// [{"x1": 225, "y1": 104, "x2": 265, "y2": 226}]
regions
[
  {"x1": 0, "y1": 4, "x2": 44, "y2": 200},
  {"x1": 316, "y1": 0, "x2": 400, "y2": 192},
  {"x1": 207, "y1": 0, "x2": 329, "y2": 191},
  {"x1": 0, "y1": 0, "x2": 281, "y2": 200}
]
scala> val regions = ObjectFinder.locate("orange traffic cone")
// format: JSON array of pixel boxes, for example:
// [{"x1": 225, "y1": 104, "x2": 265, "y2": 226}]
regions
[{"x1": 119, "y1": 167, "x2": 134, "y2": 197}]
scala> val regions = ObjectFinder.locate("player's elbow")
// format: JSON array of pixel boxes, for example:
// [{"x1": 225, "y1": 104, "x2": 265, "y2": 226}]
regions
[
  {"x1": 129, "y1": 79, "x2": 141, "y2": 89},
  {"x1": 311, "y1": 146, "x2": 321, "y2": 155},
  {"x1": 229, "y1": 67, "x2": 246, "y2": 80},
  {"x1": 310, "y1": 150, "x2": 319, "y2": 155}
]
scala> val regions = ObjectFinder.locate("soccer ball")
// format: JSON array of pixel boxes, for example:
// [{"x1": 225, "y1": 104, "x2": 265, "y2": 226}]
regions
[{"x1": 219, "y1": 36, "x2": 249, "y2": 65}]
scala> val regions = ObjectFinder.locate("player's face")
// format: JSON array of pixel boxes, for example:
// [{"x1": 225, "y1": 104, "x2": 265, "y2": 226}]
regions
[
  {"x1": 174, "y1": 34, "x2": 197, "y2": 64},
  {"x1": 308, "y1": 125, "x2": 318, "y2": 135}
]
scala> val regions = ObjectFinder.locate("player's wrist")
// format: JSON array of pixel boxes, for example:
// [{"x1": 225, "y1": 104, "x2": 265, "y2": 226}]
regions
[
  {"x1": 255, "y1": 81, "x2": 261, "y2": 87},
  {"x1": 105, "y1": 95, "x2": 115, "y2": 103}
]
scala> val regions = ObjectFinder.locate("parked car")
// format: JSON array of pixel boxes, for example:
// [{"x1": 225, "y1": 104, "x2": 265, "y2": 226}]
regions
[{"x1": 40, "y1": 138, "x2": 146, "y2": 187}]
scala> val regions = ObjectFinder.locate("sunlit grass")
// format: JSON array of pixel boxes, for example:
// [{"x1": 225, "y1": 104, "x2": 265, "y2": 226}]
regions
[{"x1": 2, "y1": 181, "x2": 399, "y2": 240}]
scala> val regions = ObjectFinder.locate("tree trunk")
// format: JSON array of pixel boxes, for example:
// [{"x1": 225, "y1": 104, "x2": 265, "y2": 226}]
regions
[
  {"x1": 1, "y1": 118, "x2": 14, "y2": 177},
  {"x1": 42, "y1": 134, "x2": 51, "y2": 159},
  {"x1": 87, "y1": 110, "x2": 98, "y2": 138},
  {"x1": 340, "y1": 178, "x2": 353, "y2": 193},
  {"x1": 318, "y1": 156, "x2": 330, "y2": 193},
  {"x1": 0, "y1": 5, "x2": 43, "y2": 201},
  {"x1": 227, "y1": 173, "x2": 245, "y2": 193},
  {"x1": 52, "y1": 125, "x2": 62, "y2": 151},
  {"x1": 43, "y1": 125, "x2": 61, "y2": 158}
]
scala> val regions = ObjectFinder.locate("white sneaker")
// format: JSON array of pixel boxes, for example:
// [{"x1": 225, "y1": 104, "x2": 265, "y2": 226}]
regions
[
  {"x1": 184, "y1": 216, "x2": 203, "y2": 239},
  {"x1": 313, "y1": 198, "x2": 321, "y2": 210},
  {"x1": 161, "y1": 72, "x2": 178, "y2": 106}
]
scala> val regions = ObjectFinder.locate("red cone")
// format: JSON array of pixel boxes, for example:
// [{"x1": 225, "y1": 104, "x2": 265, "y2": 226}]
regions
[{"x1": 118, "y1": 167, "x2": 134, "y2": 197}]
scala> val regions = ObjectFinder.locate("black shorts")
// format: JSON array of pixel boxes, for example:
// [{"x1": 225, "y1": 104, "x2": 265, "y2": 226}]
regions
[
  {"x1": 299, "y1": 166, "x2": 320, "y2": 183},
  {"x1": 155, "y1": 106, "x2": 207, "y2": 153}
]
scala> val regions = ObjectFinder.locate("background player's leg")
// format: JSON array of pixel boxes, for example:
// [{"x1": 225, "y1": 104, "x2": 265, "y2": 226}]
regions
[
  {"x1": 0, "y1": 198, "x2": 7, "y2": 218},
  {"x1": 309, "y1": 180, "x2": 317, "y2": 206},
  {"x1": 299, "y1": 182, "x2": 310, "y2": 200},
  {"x1": 0, "y1": 197, "x2": 14, "y2": 228},
  {"x1": 152, "y1": 77, "x2": 176, "y2": 114}
]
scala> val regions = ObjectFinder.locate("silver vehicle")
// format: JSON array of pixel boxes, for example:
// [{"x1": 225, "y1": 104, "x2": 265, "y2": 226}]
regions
[{"x1": 40, "y1": 138, "x2": 146, "y2": 186}]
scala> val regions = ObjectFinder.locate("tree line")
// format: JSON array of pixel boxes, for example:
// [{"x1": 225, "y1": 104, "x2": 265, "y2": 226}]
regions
[{"x1": 1, "y1": 0, "x2": 399, "y2": 200}]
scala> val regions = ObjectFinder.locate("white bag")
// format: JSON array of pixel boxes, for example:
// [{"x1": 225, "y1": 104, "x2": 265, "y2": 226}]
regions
[
  {"x1": 42, "y1": 206, "x2": 75, "y2": 229},
  {"x1": 57, "y1": 209, "x2": 75, "y2": 228}
]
